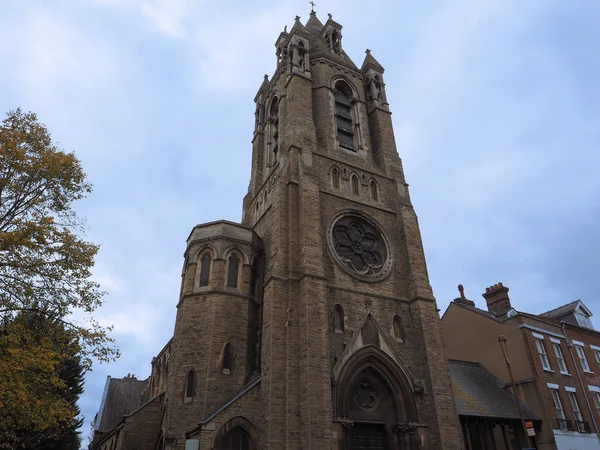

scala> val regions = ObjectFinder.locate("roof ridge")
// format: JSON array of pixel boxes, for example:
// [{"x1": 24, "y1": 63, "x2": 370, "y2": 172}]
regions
[{"x1": 539, "y1": 299, "x2": 580, "y2": 317}]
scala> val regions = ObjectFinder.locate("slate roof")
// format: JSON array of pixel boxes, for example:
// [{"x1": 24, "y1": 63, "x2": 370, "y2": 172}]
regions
[
  {"x1": 540, "y1": 300, "x2": 581, "y2": 319},
  {"x1": 97, "y1": 377, "x2": 148, "y2": 433},
  {"x1": 449, "y1": 360, "x2": 539, "y2": 420}
]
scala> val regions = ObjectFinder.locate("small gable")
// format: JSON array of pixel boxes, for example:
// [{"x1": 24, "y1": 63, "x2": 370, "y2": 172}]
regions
[{"x1": 332, "y1": 313, "x2": 414, "y2": 388}]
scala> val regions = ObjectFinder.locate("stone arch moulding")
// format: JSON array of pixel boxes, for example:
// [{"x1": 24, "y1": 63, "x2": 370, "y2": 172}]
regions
[
  {"x1": 330, "y1": 75, "x2": 359, "y2": 99},
  {"x1": 334, "y1": 345, "x2": 420, "y2": 449},
  {"x1": 223, "y1": 245, "x2": 250, "y2": 265},
  {"x1": 334, "y1": 345, "x2": 418, "y2": 421},
  {"x1": 193, "y1": 243, "x2": 218, "y2": 262},
  {"x1": 196, "y1": 246, "x2": 217, "y2": 288},
  {"x1": 213, "y1": 416, "x2": 259, "y2": 450},
  {"x1": 330, "y1": 165, "x2": 341, "y2": 190}
]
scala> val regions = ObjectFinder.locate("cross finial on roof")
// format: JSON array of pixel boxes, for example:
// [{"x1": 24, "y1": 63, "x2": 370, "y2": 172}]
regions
[
  {"x1": 309, "y1": 1, "x2": 316, "y2": 12},
  {"x1": 365, "y1": 49, "x2": 371, "y2": 54}
]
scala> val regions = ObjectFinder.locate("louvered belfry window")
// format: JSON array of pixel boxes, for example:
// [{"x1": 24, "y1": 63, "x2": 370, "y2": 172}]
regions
[{"x1": 335, "y1": 88, "x2": 355, "y2": 151}]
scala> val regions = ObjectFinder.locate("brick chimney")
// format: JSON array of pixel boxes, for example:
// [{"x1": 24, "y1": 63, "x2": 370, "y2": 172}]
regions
[{"x1": 482, "y1": 282, "x2": 511, "y2": 314}]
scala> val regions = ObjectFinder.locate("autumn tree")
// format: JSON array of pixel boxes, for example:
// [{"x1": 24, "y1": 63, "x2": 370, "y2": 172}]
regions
[
  {"x1": 0, "y1": 109, "x2": 118, "y2": 446},
  {"x1": 0, "y1": 311, "x2": 84, "y2": 449}
]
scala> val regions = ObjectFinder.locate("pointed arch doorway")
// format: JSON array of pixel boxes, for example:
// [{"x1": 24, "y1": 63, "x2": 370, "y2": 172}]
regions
[{"x1": 335, "y1": 347, "x2": 419, "y2": 450}]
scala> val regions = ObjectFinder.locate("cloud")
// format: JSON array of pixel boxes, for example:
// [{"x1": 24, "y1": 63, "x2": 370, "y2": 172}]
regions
[
  {"x1": 15, "y1": 11, "x2": 117, "y2": 101},
  {"x1": 141, "y1": 0, "x2": 192, "y2": 38}
]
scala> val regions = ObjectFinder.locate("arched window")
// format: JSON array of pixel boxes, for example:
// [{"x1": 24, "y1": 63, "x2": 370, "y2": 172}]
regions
[
  {"x1": 334, "y1": 81, "x2": 355, "y2": 151},
  {"x1": 270, "y1": 97, "x2": 279, "y2": 157},
  {"x1": 216, "y1": 426, "x2": 250, "y2": 450},
  {"x1": 222, "y1": 342, "x2": 233, "y2": 374},
  {"x1": 199, "y1": 253, "x2": 211, "y2": 287},
  {"x1": 331, "y1": 167, "x2": 340, "y2": 189},
  {"x1": 351, "y1": 174, "x2": 359, "y2": 196},
  {"x1": 185, "y1": 369, "x2": 195, "y2": 399},
  {"x1": 333, "y1": 304, "x2": 344, "y2": 333},
  {"x1": 227, "y1": 254, "x2": 239, "y2": 288},
  {"x1": 370, "y1": 180, "x2": 378, "y2": 201},
  {"x1": 393, "y1": 316, "x2": 406, "y2": 342},
  {"x1": 297, "y1": 40, "x2": 306, "y2": 69}
]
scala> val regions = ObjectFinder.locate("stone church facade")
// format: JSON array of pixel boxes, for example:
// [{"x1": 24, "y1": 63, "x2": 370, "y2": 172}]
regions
[{"x1": 91, "y1": 11, "x2": 463, "y2": 450}]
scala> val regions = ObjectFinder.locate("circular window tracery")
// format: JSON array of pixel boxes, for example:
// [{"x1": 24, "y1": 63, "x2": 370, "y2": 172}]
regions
[
  {"x1": 327, "y1": 211, "x2": 392, "y2": 282},
  {"x1": 355, "y1": 381, "x2": 379, "y2": 410}
]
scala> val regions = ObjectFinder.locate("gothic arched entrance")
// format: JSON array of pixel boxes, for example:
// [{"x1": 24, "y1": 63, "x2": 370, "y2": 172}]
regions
[
  {"x1": 213, "y1": 417, "x2": 258, "y2": 450},
  {"x1": 334, "y1": 346, "x2": 419, "y2": 450}
]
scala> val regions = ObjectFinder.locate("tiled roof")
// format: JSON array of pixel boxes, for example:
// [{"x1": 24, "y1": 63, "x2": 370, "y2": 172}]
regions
[
  {"x1": 540, "y1": 300, "x2": 580, "y2": 319},
  {"x1": 97, "y1": 377, "x2": 148, "y2": 433},
  {"x1": 449, "y1": 360, "x2": 539, "y2": 421}
]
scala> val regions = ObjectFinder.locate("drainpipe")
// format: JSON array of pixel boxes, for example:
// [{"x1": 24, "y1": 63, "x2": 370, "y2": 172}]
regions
[{"x1": 562, "y1": 322, "x2": 599, "y2": 434}]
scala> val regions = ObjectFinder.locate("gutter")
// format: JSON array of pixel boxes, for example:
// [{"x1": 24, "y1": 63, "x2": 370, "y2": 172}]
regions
[{"x1": 562, "y1": 322, "x2": 599, "y2": 434}]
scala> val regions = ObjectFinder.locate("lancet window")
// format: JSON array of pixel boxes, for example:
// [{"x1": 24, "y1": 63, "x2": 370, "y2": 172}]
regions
[{"x1": 334, "y1": 82, "x2": 355, "y2": 151}]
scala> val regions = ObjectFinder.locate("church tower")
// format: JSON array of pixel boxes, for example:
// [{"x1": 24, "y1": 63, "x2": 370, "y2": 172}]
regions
[
  {"x1": 131, "y1": 11, "x2": 464, "y2": 450},
  {"x1": 230, "y1": 10, "x2": 463, "y2": 450}
]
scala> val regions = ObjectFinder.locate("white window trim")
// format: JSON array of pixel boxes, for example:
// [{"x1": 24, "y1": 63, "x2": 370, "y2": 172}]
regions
[
  {"x1": 519, "y1": 323, "x2": 565, "y2": 339},
  {"x1": 536, "y1": 338, "x2": 552, "y2": 371},
  {"x1": 548, "y1": 383, "x2": 560, "y2": 389},
  {"x1": 550, "y1": 337, "x2": 562, "y2": 344},
  {"x1": 551, "y1": 388, "x2": 567, "y2": 425},
  {"x1": 588, "y1": 385, "x2": 600, "y2": 393},
  {"x1": 552, "y1": 343, "x2": 570, "y2": 375},
  {"x1": 575, "y1": 344, "x2": 593, "y2": 373},
  {"x1": 572, "y1": 339, "x2": 585, "y2": 347},
  {"x1": 532, "y1": 332, "x2": 545, "y2": 339},
  {"x1": 565, "y1": 386, "x2": 577, "y2": 393},
  {"x1": 591, "y1": 344, "x2": 600, "y2": 351}
]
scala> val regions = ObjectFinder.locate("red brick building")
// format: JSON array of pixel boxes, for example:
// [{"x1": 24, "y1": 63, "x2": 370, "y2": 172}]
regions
[{"x1": 443, "y1": 284, "x2": 600, "y2": 450}]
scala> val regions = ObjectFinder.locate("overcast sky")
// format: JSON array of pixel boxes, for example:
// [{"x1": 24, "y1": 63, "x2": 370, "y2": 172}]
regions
[{"x1": 1, "y1": 0, "x2": 599, "y2": 446}]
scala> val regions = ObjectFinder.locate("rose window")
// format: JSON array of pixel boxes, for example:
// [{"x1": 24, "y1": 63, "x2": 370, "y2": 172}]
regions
[{"x1": 328, "y1": 212, "x2": 392, "y2": 282}]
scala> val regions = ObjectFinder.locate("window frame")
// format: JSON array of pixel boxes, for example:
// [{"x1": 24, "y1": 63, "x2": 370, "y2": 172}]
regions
[
  {"x1": 226, "y1": 253, "x2": 240, "y2": 289},
  {"x1": 350, "y1": 174, "x2": 359, "y2": 196},
  {"x1": 393, "y1": 315, "x2": 406, "y2": 343},
  {"x1": 333, "y1": 304, "x2": 345, "y2": 333},
  {"x1": 593, "y1": 349, "x2": 600, "y2": 367},
  {"x1": 331, "y1": 167, "x2": 340, "y2": 190},
  {"x1": 535, "y1": 338, "x2": 552, "y2": 371},
  {"x1": 552, "y1": 343, "x2": 568, "y2": 374},
  {"x1": 185, "y1": 369, "x2": 196, "y2": 401},
  {"x1": 593, "y1": 392, "x2": 600, "y2": 417},
  {"x1": 199, "y1": 252, "x2": 212, "y2": 287},
  {"x1": 370, "y1": 180, "x2": 378, "y2": 202},
  {"x1": 567, "y1": 391, "x2": 585, "y2": 431},
  {"x1": 550, "y1": 388, "x2": 567, "y2": 429},
  {"x1": 222, "y1": 342, "x2": 233, "y2": 375},
  {"x1": 333, "y1": 82, "x2": 356, "y2": 152},
  {"x1": 575, "y1": 345, "x2": 591, "y2": 372}
]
